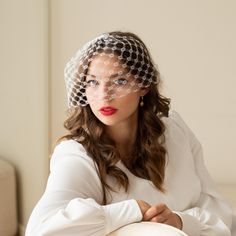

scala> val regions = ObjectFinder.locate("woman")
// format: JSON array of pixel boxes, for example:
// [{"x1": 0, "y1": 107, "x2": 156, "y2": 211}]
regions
[{"x1": 26, "y1": 31, "x2": 233, "y2": 236}]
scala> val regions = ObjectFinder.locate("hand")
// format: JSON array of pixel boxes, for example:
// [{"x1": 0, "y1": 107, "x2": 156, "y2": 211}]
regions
[
  {"x1": 143, "y1": 203, "x2": 183, "y2": 230},
  {"x1": 136, "y1": 200, "x2": 151, "y2": 218}
]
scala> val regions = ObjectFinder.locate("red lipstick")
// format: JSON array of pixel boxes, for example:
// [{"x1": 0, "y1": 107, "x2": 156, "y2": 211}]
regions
[{"x1": 99, "y1": 106, "x2": 117, "y2": 116}]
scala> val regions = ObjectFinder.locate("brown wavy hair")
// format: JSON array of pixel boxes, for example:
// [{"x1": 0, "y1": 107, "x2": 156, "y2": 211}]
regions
[{"x1": 57, "y1": 31, "x2": 171, "y2": 204}]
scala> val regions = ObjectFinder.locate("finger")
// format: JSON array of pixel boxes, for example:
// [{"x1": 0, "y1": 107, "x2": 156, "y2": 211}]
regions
[
  {"x1": 163, "y1": 213, "x2": 182, "y2": 229},
  {"x1": 150, "y1": 214, "x2": 167, "y2": 223},
  {"x1": 150, "y1": 208, "x2": 170, "y2": 223},
  {"x1": 162, "y1": 214, "x2": 182, "y2": 229},
  {"x1": 143, "y1": 203, "x2": 167, "y2": 220},
  {"x1": 163, "y1": 218, "x2": 178, "y2": 229}
]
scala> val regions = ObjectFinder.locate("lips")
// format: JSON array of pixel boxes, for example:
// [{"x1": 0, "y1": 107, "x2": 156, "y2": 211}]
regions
[{"x1": 99, "y1": 106, "x2": 117, "y2": 116}]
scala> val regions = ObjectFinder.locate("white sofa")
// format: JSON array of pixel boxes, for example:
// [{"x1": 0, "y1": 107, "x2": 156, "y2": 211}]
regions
[
  {"x1": 109, "y1": 222, "x2": 188, "y2": 236},
  {"x1": 0, "y1": 159, "x2": 18, "y2": 236}
]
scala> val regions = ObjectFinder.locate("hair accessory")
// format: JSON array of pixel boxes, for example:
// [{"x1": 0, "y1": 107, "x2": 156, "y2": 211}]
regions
[{"x1": 64, "y1": 33, "x2": 159, "y2": 107}]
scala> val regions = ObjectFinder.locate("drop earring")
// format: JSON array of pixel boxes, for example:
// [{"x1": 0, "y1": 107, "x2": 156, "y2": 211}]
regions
[{"x1": 140, "y1": 96, "x2": 144, "y2": 107}]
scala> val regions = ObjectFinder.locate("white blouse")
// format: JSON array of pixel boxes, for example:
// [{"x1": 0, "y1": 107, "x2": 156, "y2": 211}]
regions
[{"x1": 26, "y1": 110, "x2": 234, "y2": 236}]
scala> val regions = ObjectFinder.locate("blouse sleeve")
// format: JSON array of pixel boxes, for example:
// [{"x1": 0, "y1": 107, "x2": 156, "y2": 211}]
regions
[
  {"x1": 25, "y1": 140, "x2": 142, "y2": 236},
  {"x1": 171, "y1": 111, "x2": 233, "y2": 236}
]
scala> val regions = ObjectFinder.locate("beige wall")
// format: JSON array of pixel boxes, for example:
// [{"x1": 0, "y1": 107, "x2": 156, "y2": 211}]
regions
[
  {"x1": 50, "y1": 0, "x2": 236, "y2": 184},
  {"x1": 0, "y1": 0, "x2": 235, "y2": 234},
  {"x1": 0, "y1": 0, "x2": 49, "y2": 234}
]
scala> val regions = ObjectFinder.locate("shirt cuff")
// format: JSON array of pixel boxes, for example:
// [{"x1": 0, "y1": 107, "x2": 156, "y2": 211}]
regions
[
  {"x1": 174, "y1": 211, "x2": 202, "y2": 236},
  {"x1": 103, "y1": 199, "x2": 142, "y2": 234}
]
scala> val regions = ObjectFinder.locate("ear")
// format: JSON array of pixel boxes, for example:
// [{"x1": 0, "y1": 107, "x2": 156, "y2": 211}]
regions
[{"x1": 139, "y1": 85, "x2": 150, "y2": 97}]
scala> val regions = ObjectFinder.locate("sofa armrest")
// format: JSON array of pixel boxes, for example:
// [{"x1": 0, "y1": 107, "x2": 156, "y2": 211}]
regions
[
  {"x1": 0, "y1": 159, "x2": 18, "y2": 236},
  {"x1": 108, "y1": 222, "x2": 188, "y2": 236}
]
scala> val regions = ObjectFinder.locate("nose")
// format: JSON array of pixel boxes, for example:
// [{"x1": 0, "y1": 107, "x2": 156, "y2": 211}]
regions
[{"x1": 97, "y1": 80, "x2": 114, "y2": 101}]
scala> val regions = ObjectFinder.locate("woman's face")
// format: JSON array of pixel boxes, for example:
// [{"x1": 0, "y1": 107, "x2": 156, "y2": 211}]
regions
[{"x1": 85, "y1": 54, "x2": 148, "y2": 126}]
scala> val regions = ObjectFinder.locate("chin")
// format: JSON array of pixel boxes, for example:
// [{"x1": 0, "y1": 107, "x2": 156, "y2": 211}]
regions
[
  {"x1": 97, "y1": 115, "x2": 124, "y2": 126},
  {"x1": 94, "y1": 112, "x2": 120, "y2": 126},
  {"x1": 99, "y1": 119, "x2": 119, "y2": 126}
]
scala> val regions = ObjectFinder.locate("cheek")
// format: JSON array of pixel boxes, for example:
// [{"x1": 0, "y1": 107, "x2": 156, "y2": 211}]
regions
[
  {"x1": 126, "y1": 93, "x2": 140, "y2": 105},
  {"x1": 88, "y1": 103, "x2": 98, "y2": 116},
  {"x1": 86, "y1": 88, "x2": 95, "y2": 103},
  {"x1": 120, "y1": 94, "x2": 140, "y2": 111}
]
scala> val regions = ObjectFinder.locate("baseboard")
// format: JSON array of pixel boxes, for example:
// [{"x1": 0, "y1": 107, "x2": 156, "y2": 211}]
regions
[{"x1": 18, "y1": 224, "x2": 26, "y2": 236}]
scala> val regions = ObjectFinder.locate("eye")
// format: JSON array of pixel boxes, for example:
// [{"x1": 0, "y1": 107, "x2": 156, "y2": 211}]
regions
[
  {"x1": 86, "y1": 79, "x2": 99, "y2": 87},
  {"x1": 113, "y1": 78, "x2": 128, "y2": 86}
]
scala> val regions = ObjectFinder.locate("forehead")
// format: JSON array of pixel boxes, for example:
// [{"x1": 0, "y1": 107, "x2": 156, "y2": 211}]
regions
[{"x1": 87, "y1": 54, "x2": 126, "y2": 77}]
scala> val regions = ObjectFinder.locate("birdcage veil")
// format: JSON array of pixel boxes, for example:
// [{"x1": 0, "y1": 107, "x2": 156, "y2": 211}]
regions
[{"x1": 64, "y1": 32, "x2": 159, "y2": 107}]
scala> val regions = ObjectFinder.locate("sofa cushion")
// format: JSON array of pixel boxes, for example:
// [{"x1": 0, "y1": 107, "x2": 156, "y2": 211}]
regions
[{"x1": 109, "y1": 222, "x2": 188, "y2": 236}]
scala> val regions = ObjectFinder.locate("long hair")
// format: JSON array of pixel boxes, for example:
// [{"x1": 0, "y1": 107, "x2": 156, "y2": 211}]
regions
[{"x1": 57, "y1": 31, "x2": 171, "y2": 204}]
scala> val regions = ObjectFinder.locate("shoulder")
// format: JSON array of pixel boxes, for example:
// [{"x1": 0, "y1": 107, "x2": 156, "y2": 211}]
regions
[
  {"x1": 162, "y1": 109, "x2": 190, "y2": 137},
  {"x1": 162, "y1": 109, "x2": 202, "y2": 150},
  {"x1": 52, "y1": 139, "x2": 87, "y2": 155},
  {"x1": 47, "y1": 139, "x2": 103, "y2": 202},
  {"x1": 50, "y1": 139, "x2": 94, "y2": 171}
]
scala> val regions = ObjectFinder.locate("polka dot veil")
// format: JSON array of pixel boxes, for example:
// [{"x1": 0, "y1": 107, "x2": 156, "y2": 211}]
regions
[{"x1": 64, "y1": 33, "x2": 159, "y2": 107}]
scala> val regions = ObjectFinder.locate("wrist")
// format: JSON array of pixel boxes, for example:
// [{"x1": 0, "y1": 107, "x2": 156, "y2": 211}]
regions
[{"x1": 136, "y1": 200, "x2": 151, "y2": 216}]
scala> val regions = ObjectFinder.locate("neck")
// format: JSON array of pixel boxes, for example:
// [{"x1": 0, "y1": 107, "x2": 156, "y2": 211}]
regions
[{"x1": 106, "y1": 112, "x2": 138, "y2": 158}]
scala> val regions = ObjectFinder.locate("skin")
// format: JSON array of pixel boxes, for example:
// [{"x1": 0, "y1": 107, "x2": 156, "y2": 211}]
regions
[
  {"x1": 86, "y1": 54, "x2": 148, "y2": 156},
  {"x1": 137, "y1": 200, "x2": 183, "y2": 230},
  {"x1": 86, "y1": 54, "x2": 183, "y2": 230}
]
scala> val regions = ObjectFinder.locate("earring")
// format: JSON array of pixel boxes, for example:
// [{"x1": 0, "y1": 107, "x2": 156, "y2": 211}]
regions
[{"x1": 140, "y1": 96, "x2": 144, "y2": 107}]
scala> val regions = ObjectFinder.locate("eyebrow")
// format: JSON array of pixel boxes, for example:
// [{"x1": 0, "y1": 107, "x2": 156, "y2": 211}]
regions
[{"x1": 87, "y1": 73, "x2": 125, "y2": 79}]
